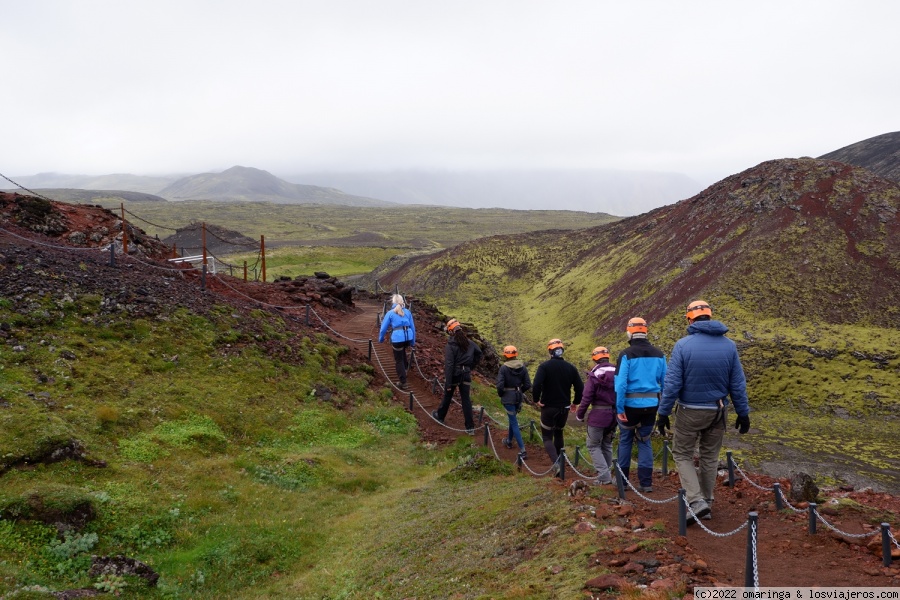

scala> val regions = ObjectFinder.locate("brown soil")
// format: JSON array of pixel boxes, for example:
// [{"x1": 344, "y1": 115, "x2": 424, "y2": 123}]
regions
[{"x1": 2, "y1": 192, "x2": 899, "y2": 593}]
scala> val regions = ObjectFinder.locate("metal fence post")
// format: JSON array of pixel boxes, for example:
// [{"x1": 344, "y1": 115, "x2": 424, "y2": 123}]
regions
[
  {"x1": 368, "y1": 340, "x2": 372, "y2": 362},
  {"x1": 483, "y1": 424, "x2": 489, "y2": 446},
  {"x1": 678, "y1": 489, "x2": 687, "y2": 536},
  {"x1": 574, "y1": 446, "x2": 581, "y2": 468},
  {"x1": 726, "y1": 451, "x2": 735, "y2": 487},
  {"x1": 478, "y1": 406, "x2": 484, "y2": 426},
  {"x1": 745, "y1": 512, "x2": 759, "y2": 588},
  {"x1": 808, "y1": 503, "x2": 817, "y2": 534},
  {"x1": 773, "y1": 483, "x2": 783, "y2": 510},
  {"x1": 662, "y1": 440, "x2": 669, "y2": 476},
  {"x1": 108, "y1": 244, "x2": 115, "y2": 266},
  {"x1": 408, "y1": 391, "x2": 413, "y2": 411},
  {"x1": 881, "y1": 523, "x2": 892, "y2": 567},
  {"x1": 615, "y1": 462, "x2": 626, "y2": 500}
]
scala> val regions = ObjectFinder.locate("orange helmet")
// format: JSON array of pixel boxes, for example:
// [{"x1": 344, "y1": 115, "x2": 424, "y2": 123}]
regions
[
  {"x1": 591, "y1": 346, "x2": 609, "y2": 360},
  {"x1": 503, "y1": 345, "x2": 518, "y2": 359},
  {"x1": 447, "y1": 318, "x2": 461, "y2": 332},
  {"x1": 547, "y1": 338, "x2": 564, "y2": 351},
  {"x1": 626, "y1": 317, "x2": 648, "y2": 334},
  {"x1": 686, "y1": 300, "x2": 712, "y2": 321}
]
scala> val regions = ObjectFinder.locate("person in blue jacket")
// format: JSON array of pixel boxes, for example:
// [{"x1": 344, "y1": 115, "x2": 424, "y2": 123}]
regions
[
  {"x1": 378, "y1": 294, "x2": 416, "y2": 389},
  {"x1": 656, "y1": 300, "x2": 750, "y2": 524},
  {"x1": 615, "y1": 317, "x2": 667, "y2": 493}
]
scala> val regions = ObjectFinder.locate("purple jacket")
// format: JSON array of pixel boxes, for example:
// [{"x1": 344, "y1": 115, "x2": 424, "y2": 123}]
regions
[{"x1": 576, "y1": 360, "x2": 616, "y2": 428}]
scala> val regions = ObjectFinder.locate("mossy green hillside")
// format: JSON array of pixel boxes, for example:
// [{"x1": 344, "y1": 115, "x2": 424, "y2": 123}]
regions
[
  {"x1": 390, "y1": 160, "x2": 900, "y2": 490},
  {"x1": 0, "y1": 289, "x2": 642, "y2": 599}
]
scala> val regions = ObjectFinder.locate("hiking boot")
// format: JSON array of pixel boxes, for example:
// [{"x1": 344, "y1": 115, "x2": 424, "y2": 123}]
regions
[
  {"x1": 465, "y1": 428, "x2": 475, "y2": 436},
  {"x1": 703, "y1": 499, "x2": 713, "y2": 520},
  {"x1": 502, "y1": 438, "x2": 513, "y2": 449},
  {"x1": 638, "y1": 485, "x2": 653, "y2": 493},
  {"x1": 431, "y1": 410, "x2": 443, "y2": 424},
  {"x1": 399, "y1": 381, "x2": 408, "y2": 390},
  {"x1": 596, "y1": 478, "x2": 613, "y2": 486},
  {"x1": 517, "y1": 450, "x2": 528, "y2": 461},
  {"x1": 686, "y1": 500, "x2": 711, "y2": 526}
]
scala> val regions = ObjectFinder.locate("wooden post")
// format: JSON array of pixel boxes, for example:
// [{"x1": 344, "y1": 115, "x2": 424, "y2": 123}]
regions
[
  {"x1": 120, "y1": 203, "x2": 128, "y2": 254},
  {"x1": 202, "y1": 222, "x2": 208, "y2": 269},
  {"x1": 261, "y1": 235, "x2": 267, "y2": 283},
  {"x1": 243, "y1": 261, "x2": 248, "y2": 282}
]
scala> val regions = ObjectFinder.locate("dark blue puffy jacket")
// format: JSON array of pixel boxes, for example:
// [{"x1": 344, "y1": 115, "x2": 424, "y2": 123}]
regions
[{"x1": 659, "y1": 320, "x2": 749, "y2": 417}]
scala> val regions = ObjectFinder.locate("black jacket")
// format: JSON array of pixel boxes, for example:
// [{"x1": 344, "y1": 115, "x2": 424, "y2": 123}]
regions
[
  {"x1": 532, "y1": 356, "x2": 584, "y2": 408},
  {"x1": 444, "y1": 338, "x2": 483, "y2": 385}
]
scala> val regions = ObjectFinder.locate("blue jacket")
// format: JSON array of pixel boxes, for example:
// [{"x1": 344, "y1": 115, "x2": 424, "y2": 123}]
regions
[
  {"x1": 378, "y1": 306, "x2": 416, "y2": 345},
  {"x1": 659, "y1": 320, "x2": 749, "y2": 417},
  {"x1": 614, "y1": 338, "x2": 666, "y2": 414}
]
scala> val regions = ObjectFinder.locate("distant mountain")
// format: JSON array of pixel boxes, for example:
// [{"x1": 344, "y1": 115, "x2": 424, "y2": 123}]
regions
[
  {"x1": 6, "y1": 172, "x2": 177, "y2": 194},
  {"x1": 159, "y1": 166, "x2": 393, "y2": 207},
  {"x1": 818, "y1": 131, "x2": 900, "y2": 183},
  {"x1": 287, "y1": 168, "x2": 703, "y2": 216}
]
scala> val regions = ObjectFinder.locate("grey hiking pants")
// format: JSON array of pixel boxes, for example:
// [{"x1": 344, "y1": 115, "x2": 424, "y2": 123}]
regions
[{"x1": 671, "y1": 404, "x2": 727, "y2": 505}]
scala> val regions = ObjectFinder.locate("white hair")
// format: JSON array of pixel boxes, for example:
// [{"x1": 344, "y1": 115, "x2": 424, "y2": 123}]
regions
[{"x1": 392, "y1": 294, "x2": 405, "y2": 315}]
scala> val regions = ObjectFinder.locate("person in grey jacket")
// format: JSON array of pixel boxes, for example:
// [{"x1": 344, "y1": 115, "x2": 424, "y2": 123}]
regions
[
  {"x1": 657, "y1": 300, "x2": 751, "y2": 524},
  {"x1": 496, "y1": 345, "x2": 531, "y2": 460}
]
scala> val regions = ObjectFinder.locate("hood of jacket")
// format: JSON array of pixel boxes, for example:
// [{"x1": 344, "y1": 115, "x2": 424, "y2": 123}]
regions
[
  {"x1": 687, "y1": 319, "x2": 729, "y2": 336},
  {"x1": 503, "y1": 359, "x2": 526, "y2": 372}
]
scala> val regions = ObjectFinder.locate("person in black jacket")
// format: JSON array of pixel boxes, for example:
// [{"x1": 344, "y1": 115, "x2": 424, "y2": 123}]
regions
[
  {"x1": 496, "y1": 345, "x2": 531, "y2": 459},
  {"x1": 432, "y1": 318, "x2": 482, "y2": 433},
  {"x1": 532, "y1": 338, "x2": 584, "y2": 473}
]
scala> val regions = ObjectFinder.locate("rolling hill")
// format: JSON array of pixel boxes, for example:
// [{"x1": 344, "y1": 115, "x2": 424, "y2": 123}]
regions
[{"x1": 158, "y1": 166, "x2": 392, "y2": 206}]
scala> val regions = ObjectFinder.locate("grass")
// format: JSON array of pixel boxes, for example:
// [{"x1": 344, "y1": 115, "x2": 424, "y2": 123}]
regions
[
  {"x1": 86, "y1": 199, "x2": 619, "y2": 250},
  {"x1": 0, "y1": 286, "x2": 636, "y2": 599},
  {"x1": 224, "y1": 246, "x2": 401, "y2": 279}
]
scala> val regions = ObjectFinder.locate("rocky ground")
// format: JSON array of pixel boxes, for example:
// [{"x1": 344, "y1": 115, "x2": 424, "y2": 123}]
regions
[{"x1": 2, "y1": 192, "x2": 899, "y2": 596}]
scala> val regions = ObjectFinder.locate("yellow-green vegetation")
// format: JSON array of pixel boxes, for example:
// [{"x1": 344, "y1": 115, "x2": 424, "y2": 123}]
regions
[
  {"x1": 390, "y1": 161, "x2": 900, "y2": 491},
  {"x1": 0, "y1": 291, "x2": 633, "y2": 599},
  {"x1": 226, "y1": 246, "x2": 400, "y2": 279},
  {"x1": 97, "y1": 200, "x2": 619, "y2": 250}
]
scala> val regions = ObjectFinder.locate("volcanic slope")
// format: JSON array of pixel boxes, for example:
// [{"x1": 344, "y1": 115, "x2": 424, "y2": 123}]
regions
[
  {"x1": 385, "y1": 158, "x2": 900, "y2": 490},
  {"x1": 819, "y1": 131, "x2": 900, "y2": 184}
]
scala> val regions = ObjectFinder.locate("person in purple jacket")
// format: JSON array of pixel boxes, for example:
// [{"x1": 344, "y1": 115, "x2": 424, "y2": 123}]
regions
[
  {"x1": 576, "y1": 346, "x2": 617, "y2": 485},
  {"x1": 656, "y1": 300, "x2": 751, "y2": 525}
]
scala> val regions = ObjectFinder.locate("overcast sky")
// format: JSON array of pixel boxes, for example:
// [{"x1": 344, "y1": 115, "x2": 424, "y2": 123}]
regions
[{"x1": 2, "y1": 0, "x2": 898, "y2": 187}]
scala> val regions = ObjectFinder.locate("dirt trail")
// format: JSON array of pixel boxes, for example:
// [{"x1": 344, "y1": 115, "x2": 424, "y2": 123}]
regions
[
  {"x1": 330, "y1": 299, "x2": 557, "y2": 470},
  {"x1": 328, "y1": 299, "x2": 900, "y2": 589}
]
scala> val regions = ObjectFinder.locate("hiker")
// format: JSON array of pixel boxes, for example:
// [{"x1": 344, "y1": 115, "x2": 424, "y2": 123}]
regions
[
  {"x1": 432, "y1": 318, "x2": 482, "y2": 433},
  {"x1": 576, "y1": 346, "x2": 617, "y2": 485},
  {"x1": 532, "y1": 339, "x2": 584, "y2": 474},
  {"x1": 378, "y1": 294, "x2": 416, "y2": 390},
  {"x1": 656, "y1": 300, "x2": 750, "y2": 524},
  {"x1": 496, "y1": 345, "x2": 531, "y2": 460},
  {"x1": 615, "y1": 317, "x2": 667, "y2": 493}
]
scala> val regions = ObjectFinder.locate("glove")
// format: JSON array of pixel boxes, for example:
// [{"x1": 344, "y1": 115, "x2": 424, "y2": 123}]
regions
[
  {"x1": 656, "y1": 414, "x2": 670, "y2": 436},
  {"x1": 735, "y1": 414, "x2": 750, "y2": 434}
]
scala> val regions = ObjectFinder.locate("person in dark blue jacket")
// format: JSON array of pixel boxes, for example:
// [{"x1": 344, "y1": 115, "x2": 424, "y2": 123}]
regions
[
  {"x1": 656, "y1": 300, "x2": 750, "y2": 525},
  {"x1": 614, "y1": 317, "x2": 667, "y2": 493},
  {"x1": 378, "y1": 294, "x2": 416, "y2": 389}
]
